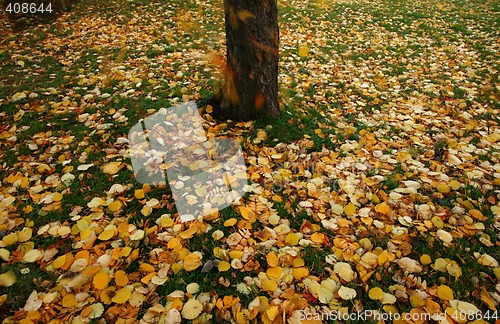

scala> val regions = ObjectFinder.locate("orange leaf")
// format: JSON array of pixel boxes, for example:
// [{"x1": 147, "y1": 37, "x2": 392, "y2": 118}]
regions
[
  {"x1": 62, "y1": 294, "x2": 77, "y2": 308},
  {"x1": 375, "y1": 202, "x2": 392, "y2": 215},
  {"x1": 266, "y1": 252, "x2": 279, "y2": 268},
  {"x1": 114, "y1": 270, "x2": 129, "y2": 287},
  {"x1": 267, "y1": 266, "x2": 283, "y2": 278},
  {"x1": 239, "y1": 206, "x2": 255, "y2": 221},
  {"x1": 311, "y1": 232, "x2": 326, "y2": 244},
  {"x1": 93, "y1": 272, "x2": 110, "y2": 290},
  {"x1": 469, "y1": 209, "x2": 487, "y2": 221},
  {"x1": 183, "y1": 253, "x2": 202, "y2": 272}
]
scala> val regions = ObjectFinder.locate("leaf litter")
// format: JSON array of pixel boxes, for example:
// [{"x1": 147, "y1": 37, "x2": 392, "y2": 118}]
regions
[{"x1": 0, "y1": 0, "x2": 499, "y2": 322}]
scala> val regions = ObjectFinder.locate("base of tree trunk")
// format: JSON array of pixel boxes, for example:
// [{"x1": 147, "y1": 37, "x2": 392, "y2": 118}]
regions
[{"x1": 198, "y1": 91, "x2": 258, "y2": 122}]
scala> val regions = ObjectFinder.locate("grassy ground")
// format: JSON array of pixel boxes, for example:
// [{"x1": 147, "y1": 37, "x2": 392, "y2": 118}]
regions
[{"x1": 0, "y1": 0, "x2": 499, "y2": 322}]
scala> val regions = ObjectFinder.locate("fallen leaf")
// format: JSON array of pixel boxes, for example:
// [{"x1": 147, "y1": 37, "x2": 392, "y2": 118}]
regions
[
  {"x1": 338, "y1": 286, "x2": 357, "y2": 300},
  {"x1": 181, "y1": 298, "x2": 203, "y2": 320},
  {"x1": 437, "y1": 284, "x2": 454, "y2": 301}
]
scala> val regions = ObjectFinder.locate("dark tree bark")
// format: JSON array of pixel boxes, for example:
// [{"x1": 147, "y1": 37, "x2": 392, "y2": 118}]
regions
[{"x1": 211, "y1": 0, "x2": 279, "y2": 121}]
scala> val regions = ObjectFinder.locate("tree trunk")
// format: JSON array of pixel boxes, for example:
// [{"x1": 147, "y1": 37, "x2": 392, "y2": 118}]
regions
[{"x1": 213, "y1": 0, "x2": 279, "y2": 121}]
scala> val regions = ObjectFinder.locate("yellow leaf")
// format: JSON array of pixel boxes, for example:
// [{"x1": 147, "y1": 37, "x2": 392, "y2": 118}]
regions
[
  {"x1": 311, "y1": 232, "x2": 326, "y2": 244},
  {"x1": 101, "y1": 162, "x2": 123, "y2": 175},
  {"x1": 62, "y1": 294, "x2": 77, "y2": 308},
  {"x1": 448, "y1": 180, "x2": 461, "y2": 190},
  {"x1": 285, "y1": 233, "x2": 300, "y2": 246},
  {"x1": 298, "y1": 45, "x2": 309, "y2": 57},
  {"x1": 465, "y1": 119, "x2": 477, "y2": 131},
  {"x1": 436, "y1": 182, "x2": 450, "y2": 194},
  {"x1": 87, "y1": 303, "x2": 105, "y2": 319},
  {"x1": 267, "y1": 266, "x2": 282, "y2": 279},
  {"x1": 141, "y1": 272, "x2": 155, "y2": 284},
  {"x1": 112, "y1": 287, "x2": 132, "y2": 304},
  {"x1": 18, "y1": 228, "x2": 33, "y2": 242},
  {"x1": 135, "y1": 189, "x2": 145, "y2": 199},
  {"x1": 0, "y1": 249, "x2": 10, "y2": 262},
  {"x1": 437, "y1": 229, "x2": 453, "y2": 243},
  {"x1": 378, "y1": 251, "x2": 389, "y2": 266},
  {"x1": 338, "y1": 286, "x2": 357, "y2": 300},
  {"x1": 87, "y1": 197, "x2": 104, "y2": 208},
  {"x1": 181, "y1": 298, "x2": 203, "y2": 320},
  {"x1": 180, "y1": 226, "x2": 197, "y2": 239},
  {"x1": 52, "y1": 192, "x2": 63, "y2": 202},
  {"x1": 368, "y1": 287, "x2": 384, "y2": 300},
  {"x1": 437, "y1": 284, "x2": 454, "y2": 301},
  {"x1": 140, "y1": 263, "x2": 155, "y2": 273},
  {"x1": 266, "y1": 305, "x2": 279, "y2": 321},
  {"x1": 22, "y1": 249, "x2": 42, "y2": 263},
  {"x1": 494, "y1": 268, "x2": 500, "y2": 281},
  {"x1": 477, "y1": 253, "x2": 499, "y2": 267},
  {"x1": 114, "y1": 270, "x2": 129, "y2": 287},
  {"x1": 141, "y1": 205, "x2": 152, "y2": 216},
  {"x1": 291, "y1": 267, "x2": 309, "y2": 280},
  {"x1": 239, "y1": 206, "x2": 255, "y2": 221},
  {"x1": 52, "y1": 255, "x2": 66, "y2": 269},
  {"x1": 186, "y1": 283, "x2": 200, "y2": 294},
  {"x1": 375, "y1": 202, "x2": 392, "y2": 214},
  {"x1": 98, "y1": 230, "x2": 115, "y2": 241},
  {"x1": 420, "y1": 254, "x2": 432, "y2": 265},
  {"x1": 108, "y1": 200, "x2": 122, "y2": 212},
  {"x1": 229, "y1": 250, "x2": 243, "y2": 259},
  {"x1": 334, "y1": 262, "x2": 355, "y2": 282},
  {"x1": 381, "y1": 292, "x2": 396, "y2": 305},
  {"x1": 410, "y1": 295, "x2": 425, "y2": 307},
  {"x1": 224, "y1": 218, "x2": 237, "y2": 227},
  {"x1": 172, "y1": 263, "x2": 183, "y2": 274},
  {"x1": 480, "y1": 287, "x2": 496, "y2": 310},
  {"x1": 93, "y1": 272, "x2": 110, "y2": 290},
  {"x1": 218, "y1": 261, "x2": 231, "y2": 272},
  {"x1": 80, "y1": 228, "x2": 92, "y2": 240},
  {"x1": 266, "y1": 252, "x2": 279, "y2": 268},
  {"x1": 344, "y1": 203, "x2": 356, "y2": 216},
  {"x1": 120, "y1": 246, "x2": 132, "y2": 257},
  {"x1": 2, "y1": 233, "x2": 18, "y2": 246},
  {"x1": 160, "y1": 216, "x2": 174, "y2": 227},
  {"x1": 130, "y1": 229, "x2": 145, "y2": 241},
  {"x1": 262, "y1": 278, "x2": 278, "y2": 292},
  {"x1": 167, "y1": 238, "x2": 183, "y2": 252},
  {"x1": 292, "y1": 257, "x2": 305, "y2": 267},
  {"x1": 446, "y1": 260, "x2": 462, "y2": 279},
  {"x1": 396, "y1": 151, "x2": 411, "y2": 162},
  {"x1": 0, "y1": 270, "x2": 16, "y2": 287},
  {"x1": 183, "y1": 253, "x2": 202, "y2": 272}
]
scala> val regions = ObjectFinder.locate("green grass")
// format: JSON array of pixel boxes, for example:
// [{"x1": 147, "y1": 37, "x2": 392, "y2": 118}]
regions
[{"x1": 0, "y1": 264, "x2": 57, "y2": 317}]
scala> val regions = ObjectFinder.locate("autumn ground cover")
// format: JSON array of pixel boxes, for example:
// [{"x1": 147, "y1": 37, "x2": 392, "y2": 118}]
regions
[{"x1": 0, "y1": 0, "x2": 499, "y2": 322}]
